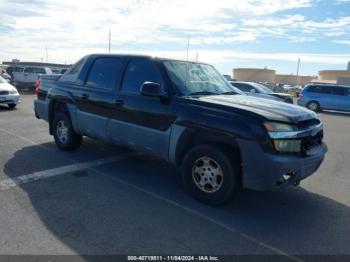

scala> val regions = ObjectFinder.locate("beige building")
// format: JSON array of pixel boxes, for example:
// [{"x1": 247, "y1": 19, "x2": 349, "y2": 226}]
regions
[
  {"x1": 312, "y1": 70, "x2": 350, "y2": 85},
  {"x1": 233, "y1": 68, "x2": 312, "y2": 86},
  {"x1": 233, "y1": 68, "x2": 275, "y2": 83},
  {"x1": 275, "y1": 74, "x2": 314, "y2": 86},
  {"x1": 233, "y1": 62, "x2": 350, "y2": 86}
]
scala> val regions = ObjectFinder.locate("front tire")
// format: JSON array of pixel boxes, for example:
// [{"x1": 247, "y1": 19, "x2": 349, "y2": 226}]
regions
[
  {"x1": 307, "y1": 101, "x2": 321, "y2": 112},
  {"x1": 8, "y1": 104, "x2": 17, "y2": 109},
  {"x1": 52, "y1": 112, "x2": 82, "y2": 151},
  {"x1": 182, "y1": 144, "x2": 240, "y2": 206}
]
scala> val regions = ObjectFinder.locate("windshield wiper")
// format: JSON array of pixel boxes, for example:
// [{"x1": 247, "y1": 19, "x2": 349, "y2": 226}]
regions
[
  {"x1": 185, "y1": 91, "x2": 219, "y2": 97},
  {"x1": 219, "y1": 91, "x2": 239, "y2": 95}
]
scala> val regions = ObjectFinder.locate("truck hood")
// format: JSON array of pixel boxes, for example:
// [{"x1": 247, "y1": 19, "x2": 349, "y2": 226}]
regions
[
  {"x1": 195, "y1": 95, "x2": 316, "y2": 123},
  {"x1": 246, "y1": 93, "x2": 282, "y2": 101}
]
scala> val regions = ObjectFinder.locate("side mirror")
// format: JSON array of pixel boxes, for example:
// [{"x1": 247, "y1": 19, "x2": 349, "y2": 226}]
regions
[
  {"x1": 250, "y1": 89, "x2": 256, "y2": 93},
  {"x1": 140, "y1": 82, "x2": 167, "y2": 98}
]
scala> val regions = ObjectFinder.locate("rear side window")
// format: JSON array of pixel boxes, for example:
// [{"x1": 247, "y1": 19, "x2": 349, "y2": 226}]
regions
[
  {"x1": 60, "y1": 58, "x2": 85, "y2": 82},
  {"x1": 331, "y1": 86, "x2": 347, "y2": 96},
  {"x1": 307, "y1": 85, "x2": 331, "y2": 94},
  {"x1": 68, "y1": 59, "x2": 84, "y2": 75},
  {"x1": 121, "y1": 58, "x2": 162, "y2": 94},
  {"x1": 86, "y1": 57, "x2": 123, "y2": 90},
  {"x1": 24, "y1": 67, "x2": 34, "y2": 73},
  {"x1": 33, "y1": 68, "x2": 46, "y2": 74},
  {"x1": 233, "y1": 83, "x2": 253, "y2": 92},
  {"x1": 24, "y1": 67, "x2": 46, "y2": 74}
]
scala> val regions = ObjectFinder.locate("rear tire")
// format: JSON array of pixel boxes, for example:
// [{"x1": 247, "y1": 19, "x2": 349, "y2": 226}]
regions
[
  {"x1": 52, "y1": 112, "x2": 82, "y2": 151},
  {"x1": 8, "y1": 104, "x2": 16, "y2": 109},
  {"x1": 307, "y1": 101, "x2": 321, "y2": 112},
  {"x1": 182, "y1": 144, "x2": 240, "y2": 206}
]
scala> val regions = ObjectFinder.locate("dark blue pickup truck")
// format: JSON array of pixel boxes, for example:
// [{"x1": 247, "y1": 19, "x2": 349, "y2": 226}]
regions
[{"x1": 34, "y1": 54, "x2": 327, "y2": 205}]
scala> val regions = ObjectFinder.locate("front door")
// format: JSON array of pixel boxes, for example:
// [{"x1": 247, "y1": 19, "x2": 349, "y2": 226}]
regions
[{"x1": 109, "y1": 57, "x2": 175, "y2": 158}]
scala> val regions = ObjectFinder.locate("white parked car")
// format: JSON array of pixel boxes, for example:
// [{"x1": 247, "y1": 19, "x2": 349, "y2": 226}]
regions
[
  {"x1": 12, "y1": 66, "x2": 52, "y2": 90},
  {"x1": 0, "y1": 76, "x2": 20, "y2": 109}
]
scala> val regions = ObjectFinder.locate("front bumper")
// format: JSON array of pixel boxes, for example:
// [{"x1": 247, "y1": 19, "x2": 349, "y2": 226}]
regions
[
  {"x1": 297, "y1": 98, "x2": 307, "y2": 107},
  {"x1": 237, "y1": 139, "x2": 327, "y2": 191},
  {"x1": 0, "y1": 94, "x2": 20, "y2": 105}
]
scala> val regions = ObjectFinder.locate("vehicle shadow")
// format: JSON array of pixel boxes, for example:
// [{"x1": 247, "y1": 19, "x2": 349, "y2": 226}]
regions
[
  {"x1": 3, "y1": 140, "x2": 131, "y2": 178},
  {"x1": 3, "y1": 143, "x2": 350, "y2": 255},
  {"x1": 320, "y1": 110, "x2": 350, "y2": 117},
  {"x1": 0, "y1": 104, "x2": 15, "y2": 111}
]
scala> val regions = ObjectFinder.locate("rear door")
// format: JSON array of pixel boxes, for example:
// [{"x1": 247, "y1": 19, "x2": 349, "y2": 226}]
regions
[
  {"x1": 76, "y1": 56, "x2": 124, "y2": 140},
  {"x1": 330, "y1": 86, "x2": 350, "y2": 111},
  {"x1": 109, "y1": 57, "x2": 174, "y2": 158},
  {"x1": 13, "y1": 67, "x2": 25, "y2": 83}
]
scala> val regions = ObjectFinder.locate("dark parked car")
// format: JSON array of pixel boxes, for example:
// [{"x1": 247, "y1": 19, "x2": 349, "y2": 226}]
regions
[
  {"x1": 34, "y1": 54, "x2": 327, "y2": 205},
  {"x1": 6, "y1": 66, "x2": 24, "y2": 84},
  {"x1": 298, "y1": 84, "x2": 350, "y2": 112},
  {"x1": 231, "y1": 81, "x2": 294, "y2": 103}
]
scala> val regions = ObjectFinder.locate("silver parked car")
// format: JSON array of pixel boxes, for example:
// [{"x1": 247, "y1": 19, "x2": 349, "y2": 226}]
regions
[{"x1": 0, "y1": 76, "x2": 20, "y2": 109}]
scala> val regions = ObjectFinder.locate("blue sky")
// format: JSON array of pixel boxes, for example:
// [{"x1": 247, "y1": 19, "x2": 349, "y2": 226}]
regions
[{"x1": 0, "y1": 0, "x2": 349, "y2": 76}]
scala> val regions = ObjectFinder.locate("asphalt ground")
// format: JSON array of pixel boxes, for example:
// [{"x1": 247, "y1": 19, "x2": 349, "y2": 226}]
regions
[{"x1": 0, "y1": 94, "x2": 349, "y2": 259}]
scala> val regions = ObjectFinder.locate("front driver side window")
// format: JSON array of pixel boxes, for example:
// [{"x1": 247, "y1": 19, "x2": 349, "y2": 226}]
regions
[{"x1": 121, "y1": 58, "x2": 163, "y2": 94}]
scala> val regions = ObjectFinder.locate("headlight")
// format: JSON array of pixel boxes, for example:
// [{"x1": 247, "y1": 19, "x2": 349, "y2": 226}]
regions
[
  {"x1": 264, "y1": 122, "x2": 296, "y2": 132},
  {"x1": 273, "y1": 140, "x2": 301, "y2": 153},
  {"x1": 264, "y1": 122, "x2": 301, "y2": 152},
  {"x1": 10, "y1": 89, "x2": 18, "y2": 94}
]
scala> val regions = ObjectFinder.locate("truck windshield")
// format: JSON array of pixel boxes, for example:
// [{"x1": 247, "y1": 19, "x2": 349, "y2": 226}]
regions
[{"x1": 163, "y1": 60, "x2": 244, "y2": 96}]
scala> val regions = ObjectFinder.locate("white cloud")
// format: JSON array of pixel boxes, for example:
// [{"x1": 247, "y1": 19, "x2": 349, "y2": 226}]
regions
[
  {"x1": 334, "y1": 40, "x2": 350, "y2": 45},
  {"x1": 241, "y1": 15, "x2": 350, "y2": 41},
  {"x1": 0, "y1": 0, "x2": 313, "y2": 61},
  {"x1": 0, "y1": 0, "x2": 349, "y2": 72}
]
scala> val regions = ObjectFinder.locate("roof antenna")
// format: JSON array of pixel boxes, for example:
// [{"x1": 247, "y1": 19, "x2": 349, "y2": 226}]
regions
[
  {"x1": 186, "y1": 35, "x2": 190, "y2": 88},
  {"x1": 45, "y1": 42, "x2": 48, "y2": 62},
  {"x1": 108, "y1": 27, "x2": 111, "y2": 53},
  {"x1": 186, "y1": 34, "x2": 190, "y2": 61}
]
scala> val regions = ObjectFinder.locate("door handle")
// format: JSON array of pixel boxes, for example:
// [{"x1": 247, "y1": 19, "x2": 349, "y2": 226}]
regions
[
  {"x1": 115, "y1": 99, "x2": 124, "y2": 106},
  {"x1": 81, "y1": 93, "x2": 89, "y2": 99}
]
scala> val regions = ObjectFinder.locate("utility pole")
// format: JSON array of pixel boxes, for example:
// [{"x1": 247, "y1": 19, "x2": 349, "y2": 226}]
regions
[
  {"x1": 296, "y1": 58, "x2": 300, "y2": 76},
  {"x1": 296, "y1": 58, "x2": 301, "y2": 85},
  {"x1": 108, "y1": 28, "x2": 111, "y2": 53}
]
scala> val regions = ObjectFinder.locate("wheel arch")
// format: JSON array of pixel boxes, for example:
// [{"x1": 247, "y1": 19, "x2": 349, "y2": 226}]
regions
[
  {"x1": 175, "y1": 128, "x2": 242, "y2": 170},
  {"x1": 48, "y1": 99, "x2": 71, "y2": 135}
]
